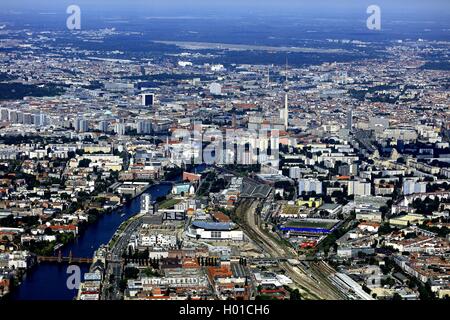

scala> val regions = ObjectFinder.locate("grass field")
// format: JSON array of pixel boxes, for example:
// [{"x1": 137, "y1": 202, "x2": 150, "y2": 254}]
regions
[{"x1": 158, "y1": 198, "x2": 182, "y2": 209}]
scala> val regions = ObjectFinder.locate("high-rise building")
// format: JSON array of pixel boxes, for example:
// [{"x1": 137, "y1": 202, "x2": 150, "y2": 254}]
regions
[
  {"x1": 403, "y1": 179, "x2": 427, "y2": 195},
  {"x1": 33, "y1": 113, "x2": 47, "y2": 127},
  {"x1": 23, "y1": 113, "x2": 33, "y2": 125},
  {"x1": 289, "y1": 167, "x2": 302, "y2": 179},
  {"x1": 74, "y1": 118, "x2": 89, "y2": 132},
  {"x1": 338, "y1": 163, "x2": 357, "y2": 176},
  {"x1": 298, "y1": 178, "x2": 322, "y2": 195},
  {"x1": 98, "y1": 121, "x2": 109, "y2": 133},
  {"x1": 348, "y1": 180, "x2": 371, "y2": 196},
  {"x1": 347, "y1": 108, "x2": 353, "y2": 131},
  {"x1": 142, "y1": 93, "x2": 154, "y2": 107},
  {"x1": 10, "y1": 110, "x2": 19, "y2": 123},
  {"x1": 17, "y1": 111, "x2": 24, "y2": 124},
  {"x1": 114, "y1": 123, "x2": 126, "y2": 136},
  {"x1": 0, "y1": 108, "x2": 9, "y2": 121},
  {"x1": 140, "y1": 193, "x2": 153, "y2": 214},
  {"x1": 137, "y1": 120, "x2": 152, "y2": 134}
]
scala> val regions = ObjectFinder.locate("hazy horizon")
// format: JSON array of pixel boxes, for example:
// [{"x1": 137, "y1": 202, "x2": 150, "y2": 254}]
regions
[
  {"x1": 1, "y1": 0, "x2": 449, "y2": 21},
  {"x1": 0, "y1": 0, "x2": 448, "y2": 44}
]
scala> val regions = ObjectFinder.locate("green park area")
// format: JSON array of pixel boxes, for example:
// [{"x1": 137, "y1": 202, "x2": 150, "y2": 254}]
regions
[{"x1": 158, "y1": 198, "x2": 182, "y2": 209}]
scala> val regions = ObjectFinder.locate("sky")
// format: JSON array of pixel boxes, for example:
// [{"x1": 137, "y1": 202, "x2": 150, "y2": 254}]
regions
[{"x1": 1, "y1": 0, "x2": 449, "y2": 19}]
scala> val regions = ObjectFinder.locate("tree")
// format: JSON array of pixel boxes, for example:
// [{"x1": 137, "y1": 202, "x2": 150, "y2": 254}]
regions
[
  {"x1": 290, "y1": 289, "x2": 302, "y2": 300},
  {"x1": 44, "y1": 227, "x2": 54, "y2": 235},
  {"x1": 118, "y1": 279, "x2": 127, "y2": 291},
  {"x1": 380, "y1": 206, "x2": 389, "y2": 220},
  {"x1": 392, "y1": 293, "x2": 402, "y2": 300},
  {"x1": 60, "y1": 192, "x2": 70, "y2": 200},
  {"x1": 381, "y1": 277, "x2": 395, "y2": 287},
  {"x1": 124, "y1": 267, "x2": 139, "y2": 279},
  {"x1": 78, "y1": 159, "x2": 91, "y2": 168}
]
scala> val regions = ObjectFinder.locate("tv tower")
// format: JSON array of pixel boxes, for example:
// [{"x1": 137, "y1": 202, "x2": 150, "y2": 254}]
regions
[
  {"x1": 282, "y1": 58, "x2": 289, "y2": 130},
  {"x1": 266, "y1": 64, "x2": 273, "y2": 88}
]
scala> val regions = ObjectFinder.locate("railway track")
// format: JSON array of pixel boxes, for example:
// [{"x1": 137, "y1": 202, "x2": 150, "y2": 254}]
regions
[
  {"x1": 309, "y1": 261, "x2": 348, "y2": 300},
  {"x1": 236, "y1": 199, "x2": 344, "y2": 300}
]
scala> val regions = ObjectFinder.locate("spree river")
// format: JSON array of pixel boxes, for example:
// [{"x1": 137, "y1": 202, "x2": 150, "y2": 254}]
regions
[{"x1": 9, "y1": 183, "x2": 173, "y2": 300}]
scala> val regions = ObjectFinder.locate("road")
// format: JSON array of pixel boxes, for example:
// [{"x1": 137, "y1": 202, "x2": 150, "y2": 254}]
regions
[
  {"x1": 236, "y1": 199, "x2": 347, "y2": 300},
  {"x1": 102, "y1": 216, "x2": 143, "y2": 300}
]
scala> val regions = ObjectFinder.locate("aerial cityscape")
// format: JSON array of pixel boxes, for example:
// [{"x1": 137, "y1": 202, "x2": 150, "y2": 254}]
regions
[{"x1": 0, "y1": 0, "x2": 449, "y2": 304}]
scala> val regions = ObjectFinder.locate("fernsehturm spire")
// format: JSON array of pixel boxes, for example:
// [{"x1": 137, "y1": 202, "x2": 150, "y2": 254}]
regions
[{"x1": 283, "y1": 58, "x2": 289, "y2": 130}]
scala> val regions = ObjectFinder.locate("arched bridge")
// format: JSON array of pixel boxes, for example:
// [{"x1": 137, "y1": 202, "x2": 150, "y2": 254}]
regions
[{"x1": 37, "y1": 250, "x2": 93, "y2": 264}]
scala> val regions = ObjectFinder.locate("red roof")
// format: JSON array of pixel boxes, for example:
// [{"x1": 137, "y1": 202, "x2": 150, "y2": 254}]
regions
[{"x1": 49, "y1": 225, "x2": 77, "y2": 231}]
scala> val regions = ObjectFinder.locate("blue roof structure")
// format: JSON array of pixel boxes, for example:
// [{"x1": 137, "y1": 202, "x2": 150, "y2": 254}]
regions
[{"x1": 278, "y1": 226, "x2": 332, "y2": 234}]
